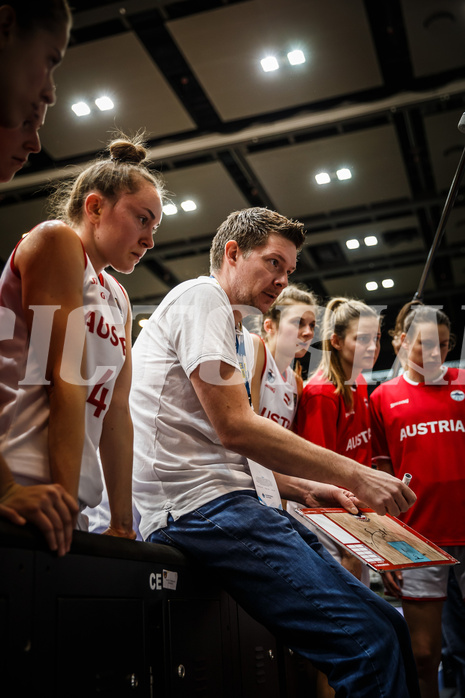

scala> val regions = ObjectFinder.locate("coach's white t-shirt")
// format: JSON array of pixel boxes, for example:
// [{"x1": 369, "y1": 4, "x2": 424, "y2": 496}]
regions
[{"x1": 131, "y1": 276, "x2": 255, "y2": 540}]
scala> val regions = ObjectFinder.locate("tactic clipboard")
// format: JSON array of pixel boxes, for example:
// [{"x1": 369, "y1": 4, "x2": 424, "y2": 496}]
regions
[{"x1": 295, "y1": 507, "x2": 459, "y2": 572}]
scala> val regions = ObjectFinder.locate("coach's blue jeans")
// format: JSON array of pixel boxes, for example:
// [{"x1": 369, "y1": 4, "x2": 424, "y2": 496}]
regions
[{"x1": 148, "y1": 490, "x2": 420, "y2": 697}]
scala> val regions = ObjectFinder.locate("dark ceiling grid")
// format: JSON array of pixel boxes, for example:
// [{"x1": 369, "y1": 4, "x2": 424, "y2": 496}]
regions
[
  {"x1": 143, "y1": 255, "x2": 182, "y2": 289},
  {"x1": 390, "y1": 106, "x2": 453, "y2": 295},
  {"x1": 91, "y1": 0, "x2": 464, "y2": 369},
  {"x1": 363, "y1": 0, "x2": 414, "y2": 94},
  {"x1": 122, "y1": 0, "x2": 335, "y2": 297},
  {"x1": 130, "y1": 7, "x2": 224, "y2": 132},
  {"x1": 0, "y1": 0, "x2": 464, "y2": 368},
  {"x1": 216, "y1": 150, "x2": 273, "y2": 209},
  {"x1": 393, "y1": 108, "x2": 436, "y2": 203},
  {"x1": 71, "y1": 16, "x2": 125, "y2": 45}
]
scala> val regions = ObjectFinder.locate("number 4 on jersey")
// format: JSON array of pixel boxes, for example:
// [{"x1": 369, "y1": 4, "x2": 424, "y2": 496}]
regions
[{"x1": 87, "y1": 369, "x2": 114, "y2": 418}]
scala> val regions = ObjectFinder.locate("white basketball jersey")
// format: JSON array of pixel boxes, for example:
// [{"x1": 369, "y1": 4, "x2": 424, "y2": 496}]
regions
[
  {"x1": 0, "y1": 242, "x2": 129, "y2": 508},
  {"x1": 259, "y1": 343, "x2": 298, "y2": 429}
]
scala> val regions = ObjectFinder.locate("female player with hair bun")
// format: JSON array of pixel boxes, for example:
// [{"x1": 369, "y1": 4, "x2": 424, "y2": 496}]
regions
[{"x1": 0, "y1": 134, "x2": 165, "y2": 548}]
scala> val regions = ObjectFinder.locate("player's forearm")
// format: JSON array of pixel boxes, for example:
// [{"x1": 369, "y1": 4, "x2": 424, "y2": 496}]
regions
[
  {"x1": 228, "y1": 413, "x2": 415, "y2": 516},
  {"x1": 0, "y1": 453, "x2": 18, "y2": 496},
  {"x1": 48, "y1": 380, "x2": 86, "y2": 500},
  {"x1": 231, "y1": 412, "x2": 360, "y2": 490},
  {"x1": 192, "y1": 367, "x2": 414, "y2": 516},
  {"x1": 100, "y1": 402, "x2": 134, "y2": 532},
  {"x1": 274, "y1": 473, "x2": 359, "y2": 513},
  {"x1": 273, "y1": 472, "x2": 314, "y2": 503}
]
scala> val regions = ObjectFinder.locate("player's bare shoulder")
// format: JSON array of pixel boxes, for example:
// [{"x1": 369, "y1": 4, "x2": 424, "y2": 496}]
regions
[{"x1": 16, "y1": 220, "x2": 84, "y2": 270}]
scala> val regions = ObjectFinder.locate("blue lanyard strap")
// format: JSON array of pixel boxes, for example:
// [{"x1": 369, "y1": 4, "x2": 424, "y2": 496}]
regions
[
  {"x1": 209, "y1": 276, "x2": 252, "y2": 407},
  {"x1": 235, "y1": 327, "x2": 252, "y2": 407}
]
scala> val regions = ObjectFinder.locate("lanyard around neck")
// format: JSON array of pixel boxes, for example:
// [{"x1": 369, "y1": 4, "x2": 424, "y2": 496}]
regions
[
  {"x1": 210, "y1": 275, "x2": 252, "y2": 406},
  {"x1": 235, "y1": 325, "x2": 252, "y2": 407}
]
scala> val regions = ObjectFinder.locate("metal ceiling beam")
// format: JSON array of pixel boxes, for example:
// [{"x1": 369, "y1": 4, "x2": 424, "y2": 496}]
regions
[
  {"x1": 3, "y1": 78, "x2": 465, "y2": 196},
  {"x1": 71, "y1": 1, "x2": 184, "y2": 30},
  {"x1": 291, "y1": 242, "x2": 465, "y2": 283}
]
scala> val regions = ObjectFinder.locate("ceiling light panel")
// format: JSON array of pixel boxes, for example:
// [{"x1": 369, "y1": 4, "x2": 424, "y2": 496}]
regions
[
  {"x1": 166, "y1": 0, "x2": 382, "y2": 120},
  {"x1": 180, "y1": 200, "x2": 197, "y2": 212},
  {"x1": 246, "y1": 124, "x2": 410, "y2": 218},
  {"x1": 40, "y1": 33, "x2": 196, "y2": 159},
  {"x1": 163, "y1": 204, "x2": 178, "y2": 216},
  {"x1": 154, "y1": 162, "x2": 249, "y2": 246},
  {"x1": 287, "y1": 49, "x2": 306, "y2": 65},
  {"x1": 71, "y1": 101, "x2": 91, "y2": 116},
  {"x1": 95, "y1": 96, "x2": 114, "y2": 111},
  {"x1": 336, "y1": 167, "x2": 352, "y2": 180},
  {"x1": 260, "y1": 56, "x2": 279, "y2": 72},
  {"x1": 315, "y1": 172, "x2": 331, "y2": 185}
]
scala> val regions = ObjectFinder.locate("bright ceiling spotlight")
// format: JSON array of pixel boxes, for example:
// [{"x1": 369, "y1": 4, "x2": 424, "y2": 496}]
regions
[
  {"x1": 346, "y1": 239, "x2": 360, "y2": 250},
  {"x1": 95, "y1": 96, "x2": 114, "y2": 111},
  {"x1": 71, "y1": 101, "x2": 91, "y2": 116},
  {"x1": 364, "y1": 235, "x2": 379, "y2": 246},
  {"x1": 315, "y1": 172, "x2": 331, "y2": 185},
  {"x1": 138, "y1": 318, "x2": 149, "y2": 329},
  {"x1": 336, "y1": 168, "x2": 352, "y2": 180},
  {"x1": 260, "y1": 56, "x2": 279, "y2": 72},
  {"x1": 180, "y1": 200, "x2": 197, "y2": 212},
  {"x1": 382, "y1": 278, "x2": 395, "y2": 288},
  {"x1": 163, "y1": 203, "x2": 178, "y2": 216},
  {"x1": 366, "y1": 281, "x2": 379, "y2": 291},
  {"x1": 287, "y1": 49, "x2": 306, "y2": 65}
]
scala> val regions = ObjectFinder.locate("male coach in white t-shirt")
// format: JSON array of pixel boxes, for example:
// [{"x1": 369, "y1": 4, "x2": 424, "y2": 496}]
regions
[{"x1": 130, "y1": 207, "x2": 420, "y2": 698}]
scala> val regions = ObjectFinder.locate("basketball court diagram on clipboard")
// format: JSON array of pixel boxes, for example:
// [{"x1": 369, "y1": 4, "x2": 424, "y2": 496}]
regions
[{"x1": 296, "y1": 507, "x2": 459, "y2": 572}]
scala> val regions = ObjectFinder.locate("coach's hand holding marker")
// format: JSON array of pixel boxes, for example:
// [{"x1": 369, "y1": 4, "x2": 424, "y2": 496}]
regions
[{"x1": 380, "y1": 474, "x2": 413, "y2": 587}]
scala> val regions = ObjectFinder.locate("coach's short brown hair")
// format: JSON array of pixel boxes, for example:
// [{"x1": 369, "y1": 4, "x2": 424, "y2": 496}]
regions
[{"x1": 210, "y1": 207, "x2": 305, "y2": 272}]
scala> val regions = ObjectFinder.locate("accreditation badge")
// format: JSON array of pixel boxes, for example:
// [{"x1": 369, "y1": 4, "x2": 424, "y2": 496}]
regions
[{"x1": 247, "y1": 459, "x2": 283, "y2": 509}]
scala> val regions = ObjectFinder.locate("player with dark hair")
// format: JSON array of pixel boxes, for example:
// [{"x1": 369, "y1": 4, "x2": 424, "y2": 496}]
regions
[{"x1": 370, "y1": 305, "x2": 465, "y2": 698}]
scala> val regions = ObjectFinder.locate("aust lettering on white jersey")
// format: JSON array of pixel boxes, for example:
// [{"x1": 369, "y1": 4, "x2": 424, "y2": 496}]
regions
[
  {"x1": 85, "y1": 310, "x2": 127, "y2": 355},
  {"x1": 260, "y1": 407, "x2": 291, "y2": 429},
  {"x1": 259, "y1": 343, "x2": 298, "y2": 431}
]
